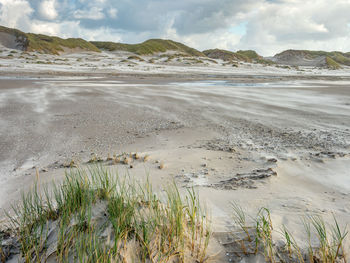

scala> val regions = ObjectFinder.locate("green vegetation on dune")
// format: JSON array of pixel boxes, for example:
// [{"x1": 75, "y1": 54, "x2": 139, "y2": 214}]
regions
[
  {"x1": 0, "y1": 25, "x2": 27, "y2": 40},
  {"x1": 231, "y1": 203, "x2": 348, "y2": 263},
  {"x1": 203, "y1": 49, "x2": 250, "y2": 62},
  {"x1": 203, "y1": 48, "x2": 274, "y2": 65},
  {"x1": 0, "y1": 25, "x2": 100, "y2": 54},
  {"x1": 236, "y1": 50, "x2": 261, "y2": 60},
  {"x1": 2, "y1": 165, "x2": 348, "y2": 263},
  {"x1": 275, "y1": 49, "x2": 350, "y2": 67},
  {"x1": 1, "y1": 24, "x2": 348, "y2": 67},
  {"x1": 331, "y1": 52, "x2": 350, "y2": 66},
  {"x1": 237, "y1": 50, "x2": 275, "y2": 65},
  {"x1": 5, "y1": 167, "x2": 210, "y2": 262},
  {"x1": 325, "y1": 56, "x2": 341, "y2": 70},
  {"x1": 26, "y1": 34, "x2": 100, "y2": 54},
  {"x1": 91, "y1": 39, "x2": 204, "y2": 56}
]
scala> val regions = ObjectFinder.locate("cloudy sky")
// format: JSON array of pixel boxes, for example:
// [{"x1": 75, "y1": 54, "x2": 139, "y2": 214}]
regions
[{"x1": 0, "y1": 0, "x2": 350, "y2": 56}]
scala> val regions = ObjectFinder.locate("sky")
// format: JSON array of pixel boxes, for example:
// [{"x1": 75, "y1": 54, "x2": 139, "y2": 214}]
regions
[{"x1": 0, "y1": 0, "x2": 350, "y2": 56}]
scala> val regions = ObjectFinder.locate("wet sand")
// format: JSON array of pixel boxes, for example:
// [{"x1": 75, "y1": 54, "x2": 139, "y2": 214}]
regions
[{"x1": 1, "y1": 74, "x2": 350, "y2": 260}]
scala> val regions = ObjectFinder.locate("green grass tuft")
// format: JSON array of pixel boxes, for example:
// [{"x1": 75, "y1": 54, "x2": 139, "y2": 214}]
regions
[{"x1": 6, "y1": 167, "x2": 211, "y2": 262}]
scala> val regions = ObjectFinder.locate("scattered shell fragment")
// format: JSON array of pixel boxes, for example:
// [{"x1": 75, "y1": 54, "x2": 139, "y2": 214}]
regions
[
  {"x1": 88, "y1": 155, "x2": 102, "y2": 163},
  {"x1": 106, "y1": 153, "x2": 114, "y2": 161},
  {"x1": 132, "y1": 153, "x2": 140, "y2": 160},
  {"x1": 64, "y1": 160, "x2": 77, "y2": 168},
  {"x1": 123, "y1": 157, "x2": 132, "y2": 165},
  {"x1": 143, "y1": 154, "x2": 151, "y2": 162},
  {"x1": 159, "y1": 162, "x2": 165, "y2": 169}
]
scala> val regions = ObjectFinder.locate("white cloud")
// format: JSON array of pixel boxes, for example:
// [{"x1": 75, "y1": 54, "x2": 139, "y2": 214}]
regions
[
  {"x1": 108, "y1": 8, "x2": 117, "y2": 19},
  {"x1": 238, "y1": 0, "x2": 350, "y2": 55},
  {"x1": 29, "y1": 20, "x2": 63, "y2": 36},
  {"x1": 161, "y1": 23, "x2": 242, "y2": 52},
  {"x1": 1, "y1": 0, "x2": 350, "y2": 55},
  {"x1": 38, "y1": 0, "x2": 58, "y2": 20},
  {"x1": 74, "y1": 7, "x2": 105, "y2": 20},
  {"x1": 0, "y1": 0, "x2": 33, "y2": 30},
  {"x1": 28, "y1": 19, "x2": 122, "y2": 42}
]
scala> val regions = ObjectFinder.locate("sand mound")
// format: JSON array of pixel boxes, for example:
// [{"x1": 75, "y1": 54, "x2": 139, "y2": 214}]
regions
[{"x1": 0, "y1": 32, "x2": 24, "y2": 50}]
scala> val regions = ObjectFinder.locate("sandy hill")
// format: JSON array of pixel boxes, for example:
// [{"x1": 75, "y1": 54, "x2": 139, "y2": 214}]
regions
[
  {"x1": 273, "y1": 49, "x2": 350, "y2": 69},
  {"x1": 91, "y1": 39, "x2": 204, "y2": 56},
  {"x1": 203, "y1": 48, "x2": 274, "y2": 65},
  {"x1": 0, "y1": 25, "x2": 100, "y2": 54},
  {"x1": 0, "y1": 25, "x2": 349, "y2": 70}
]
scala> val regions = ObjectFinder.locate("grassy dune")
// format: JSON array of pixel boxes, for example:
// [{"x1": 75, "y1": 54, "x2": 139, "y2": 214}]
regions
[
  {"x1": 0, "y1": 25, "x2": 100, "y2": 54},
  {"x1": 91, "y1": 39, "x2": 204, "y2": 56},
  {"x1": 26, "y1": 34, "x2": 100, "y2": 55},
  {"x1": 203, "y1": 49, "x2": 250, "y2": 62},
  {"x1": 275, "y1": 49, "x2": 350, "y2": 68},
  {"x1": 325, "y1": 56, "x2": 342, "y2": 70},
  {"x1": 204, "y1": 48, "x2": 274, "y2": 65}
]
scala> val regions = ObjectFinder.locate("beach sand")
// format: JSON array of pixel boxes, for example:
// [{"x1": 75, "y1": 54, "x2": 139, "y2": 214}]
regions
[{"x1": 0, "y1": 64, "x2": 350, "y2": 261}]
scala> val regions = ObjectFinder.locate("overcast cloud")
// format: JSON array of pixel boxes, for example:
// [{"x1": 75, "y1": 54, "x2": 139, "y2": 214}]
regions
[{"x1": 0, "y1": 0, "x2": 349, "y2": 55}]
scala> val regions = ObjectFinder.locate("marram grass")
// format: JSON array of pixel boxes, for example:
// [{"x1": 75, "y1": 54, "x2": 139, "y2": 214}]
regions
[
  {"x1": 231, "y1": 203, "x2": 348, "y2": 263},
  {"x1": 5, "y1": 166, "x2": 211, "y2": 263},
  {"x1": 2, "y1": 165, "x2": 349, "y2": 263}
]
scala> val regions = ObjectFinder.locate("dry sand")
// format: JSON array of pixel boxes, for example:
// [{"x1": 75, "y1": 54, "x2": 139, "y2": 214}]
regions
[{"x1": 0, "y1": 53, "x2": 350, "y2": 261}]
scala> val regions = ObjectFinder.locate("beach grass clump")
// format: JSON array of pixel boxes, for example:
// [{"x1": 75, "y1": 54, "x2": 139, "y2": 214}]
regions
[
  {"x1": 6, "y1": 166, "x2": 211, "y2": 263},
  {"x1": 127, "y1": 55, "x2": 145, "y2": 62},
  {"x1": 230, "y1": 204, "x2": 348, "y2": 263}
]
